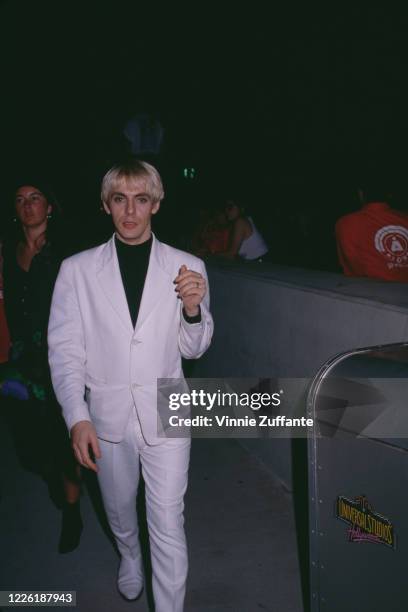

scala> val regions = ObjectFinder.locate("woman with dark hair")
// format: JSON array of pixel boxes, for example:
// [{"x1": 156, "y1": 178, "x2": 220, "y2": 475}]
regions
[
  {"x1": 222, "y1": 198, "x2": 269, "y2": 261},
  {"x1": 2, "y1": 181, "x2": 83, "y2": 553}
]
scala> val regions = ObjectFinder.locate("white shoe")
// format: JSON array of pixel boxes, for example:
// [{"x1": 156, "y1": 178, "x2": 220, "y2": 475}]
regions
[{"x1": 117, "y1": 556, "x2": 144, "y2": 600}]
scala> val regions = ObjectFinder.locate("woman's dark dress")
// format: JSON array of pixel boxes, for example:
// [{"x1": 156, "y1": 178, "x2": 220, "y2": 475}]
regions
[{"x1": 2, "y1": 236, "x2": 75, "y2": 480}]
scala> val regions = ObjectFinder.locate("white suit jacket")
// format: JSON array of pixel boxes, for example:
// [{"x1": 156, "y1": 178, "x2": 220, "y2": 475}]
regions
[{"x1": 48, "y1": 233, "x2": 213, "y2": 444}]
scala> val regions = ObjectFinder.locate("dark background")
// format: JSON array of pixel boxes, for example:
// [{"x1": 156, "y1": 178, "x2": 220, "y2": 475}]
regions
[{"x1": 2, "y1": 2, "x2": 408, "y2": 269}]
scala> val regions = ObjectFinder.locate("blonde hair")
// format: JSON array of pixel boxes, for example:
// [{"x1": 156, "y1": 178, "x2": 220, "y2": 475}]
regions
[{"x1": 101, "y1": 159, "x2": 164, "y2": 205}]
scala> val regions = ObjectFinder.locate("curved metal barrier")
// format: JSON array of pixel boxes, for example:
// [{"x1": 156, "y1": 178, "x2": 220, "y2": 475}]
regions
[{"x1": 307, "y1": 342, "x2": 408, "y2": 612}]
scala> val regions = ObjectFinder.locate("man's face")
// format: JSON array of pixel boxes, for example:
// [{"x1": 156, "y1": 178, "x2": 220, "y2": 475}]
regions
[
  {"x1": 15, "y1": 185, "x2": 52, "y2": 229},
  {"x1": 103, "y1": 179, "x2": 160, "y2": 245}
]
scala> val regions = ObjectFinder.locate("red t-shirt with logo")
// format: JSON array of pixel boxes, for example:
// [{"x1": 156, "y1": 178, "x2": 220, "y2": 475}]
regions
[{"x1": 335, "y1": 202, "x2": 408, "y2": 282}]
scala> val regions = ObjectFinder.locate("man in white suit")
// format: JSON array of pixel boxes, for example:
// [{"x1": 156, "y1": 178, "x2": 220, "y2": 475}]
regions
[{"x1": 48, "y1": 159, "x2": 213, "y2": 611}]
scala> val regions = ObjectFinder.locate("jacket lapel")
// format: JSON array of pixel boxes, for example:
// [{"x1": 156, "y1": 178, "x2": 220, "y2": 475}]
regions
[
  {"x1": 96, "y1": 235, "x2": 134, "y2": 334},
  {"x1": 96, "y1": 233, "x2": 171, "y2": 337},
  {"x1": 134, "y1": 233, "x2": 172, "y2": 336}
]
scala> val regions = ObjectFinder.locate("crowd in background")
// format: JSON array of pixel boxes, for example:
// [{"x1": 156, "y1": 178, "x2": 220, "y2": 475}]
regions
[{"x1": 184, "y1": 181, "x2": 408, "y2": 283}]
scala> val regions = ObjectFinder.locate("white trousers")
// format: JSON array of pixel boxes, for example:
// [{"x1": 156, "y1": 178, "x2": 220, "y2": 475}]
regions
[{"x1": 96, "y1": 406, "x2": 191, "y2": 612}]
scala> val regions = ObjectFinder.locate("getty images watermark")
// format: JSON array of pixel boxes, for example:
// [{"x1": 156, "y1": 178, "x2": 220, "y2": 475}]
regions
[{"x1": 156, "y1": 378, "x2": 314, "y2": 438}]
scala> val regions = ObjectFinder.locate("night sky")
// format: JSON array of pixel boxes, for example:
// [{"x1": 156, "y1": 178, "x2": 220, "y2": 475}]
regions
[{"x1": 2, "y1": 2, "x2": 408, "y2": 268}]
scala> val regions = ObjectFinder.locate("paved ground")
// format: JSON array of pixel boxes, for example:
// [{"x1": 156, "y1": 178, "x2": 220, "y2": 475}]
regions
[{"x1": 0, "y1": 404, "x2": 304, "y2": 612}]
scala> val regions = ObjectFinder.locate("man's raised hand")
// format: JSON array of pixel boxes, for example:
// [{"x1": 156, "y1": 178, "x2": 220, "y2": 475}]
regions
[{"x1": 174, "y1": 265, "x2": 206, "y2": 316}]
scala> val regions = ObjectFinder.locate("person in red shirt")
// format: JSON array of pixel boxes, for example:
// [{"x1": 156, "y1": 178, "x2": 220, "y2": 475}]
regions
[
  {"x1": 335, "y1": 188, "x2": 408, "y2": 281},
  {"x1": 192, "y1": 207, "x2": 230, "y2": 257}
]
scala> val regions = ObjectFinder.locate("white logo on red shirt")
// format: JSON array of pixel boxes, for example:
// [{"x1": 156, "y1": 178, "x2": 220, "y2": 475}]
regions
[{"x1": 375, "y1": 225, "x2": 408, "y2": 269}]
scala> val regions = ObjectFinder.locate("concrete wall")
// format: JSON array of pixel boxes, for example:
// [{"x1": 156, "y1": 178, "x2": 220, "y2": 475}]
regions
[{"x1": 192, "y1": 261, "x2": 408, "y2": 489}]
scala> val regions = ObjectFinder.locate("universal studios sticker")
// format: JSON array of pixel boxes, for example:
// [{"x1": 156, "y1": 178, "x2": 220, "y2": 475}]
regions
[{"x1": 336, "y1": 495, "x2": 396, "y2": 549}]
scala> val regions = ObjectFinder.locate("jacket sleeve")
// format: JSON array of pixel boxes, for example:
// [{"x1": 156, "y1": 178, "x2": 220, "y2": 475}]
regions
[
  {"x1": 178, "y1": 259, "x2": 214, "y2": 359},
  {"x1": 48, "y1": 259, "x2": 91, "y2": 433}
]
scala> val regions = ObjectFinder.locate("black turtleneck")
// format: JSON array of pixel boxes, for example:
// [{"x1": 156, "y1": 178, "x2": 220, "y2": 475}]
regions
[
  {"x1": 115, "y1": 235, "x2": 152, "y2": 328},
  {"x1": 115, "y1": 235, "x2": 202, "y2": 329}
]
